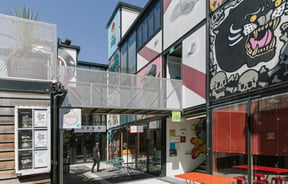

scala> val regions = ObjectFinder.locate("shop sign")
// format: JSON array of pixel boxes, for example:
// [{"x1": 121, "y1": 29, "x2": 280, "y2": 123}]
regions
[
  {"x1": 61, "y1": 108, "x2": 81, "y2": 129},
  {"x1": 130, "y1": 125, "x2": 138, "y2": 133},
  {"x1": 169, "y1": 136, "x2": 181, "y2": 143},
  {"x1": 172, "y1": 111, "x2": 181, "y2": 122},
  {"x1": 74, "y1": 125, "x2": 106, "y2": 133},
  {"x1": 129, "y1": 125, "x2": 144, "y2": 133},
  {"x1": 149, "y1": 121, "x2": 159, "y2": 129}
]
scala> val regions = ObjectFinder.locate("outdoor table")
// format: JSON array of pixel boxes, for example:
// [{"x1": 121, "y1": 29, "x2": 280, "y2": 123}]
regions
[
  {"x1": 232, "y1": 165, "x2": 288, "y2": 182},
  {"x1": 175, "y1": 172, "x2": 236, "y2": 184},
  {"x1": 232, "y1": 165, "x2": 288, "y2": 174}
]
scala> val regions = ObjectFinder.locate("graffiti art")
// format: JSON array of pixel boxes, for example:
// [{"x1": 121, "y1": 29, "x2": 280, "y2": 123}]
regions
[{"x1": 210, "y1": 0, "x2": 288, "y2": 100}]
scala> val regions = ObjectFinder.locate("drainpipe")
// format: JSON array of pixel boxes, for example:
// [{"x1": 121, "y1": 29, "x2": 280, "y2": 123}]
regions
[{"x1": 51, "y1": 82, "x2": 67, "y2": 184}]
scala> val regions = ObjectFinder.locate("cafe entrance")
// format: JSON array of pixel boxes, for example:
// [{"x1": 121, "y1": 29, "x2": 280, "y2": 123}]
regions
[
  {"x1": 64, "y1": 131, "x2": 107, "y2": 164},
  {"x1": 212, "y1": 92, "x2": 288, "y2": 183}
]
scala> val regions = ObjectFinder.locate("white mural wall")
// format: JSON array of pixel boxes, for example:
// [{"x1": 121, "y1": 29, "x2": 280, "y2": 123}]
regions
[
  {"x1": 182, "y1": 24, "x2": 206, "y2": 108},
  {"x1": 121, "y1": 8, "x2": 141, "y2": 37},
  {"x1": 163, "y1": 0, "x2": 206, "y2": 50}
]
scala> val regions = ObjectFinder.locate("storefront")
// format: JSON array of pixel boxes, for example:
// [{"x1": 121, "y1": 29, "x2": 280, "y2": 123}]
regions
[
  {"x1": 107, "y1": 117, "x2": 165, "y2": 176},
  {"x1": 212, "y1": 92, "x2": 288, "y2": 177},
  {"x1": 62, "y1": 111, "x2": 107, "y2": 164},
  {"x1": 209, "y1": 0, "x2": 288, "y2": 183}
]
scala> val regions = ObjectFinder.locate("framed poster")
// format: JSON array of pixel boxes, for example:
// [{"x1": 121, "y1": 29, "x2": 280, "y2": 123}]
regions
[
  {"x1": 34, "y1": 150, "x2": 48, "y2": 168},
  {"x1": 18, "y1": 109, "x2": 32, "y2": 128},
  {"x1": 34, "y1": 130, "x2": 48, "y2": 148},
  {"x1": 34, "y1": 110, "x2": 47, "y2": 128}
]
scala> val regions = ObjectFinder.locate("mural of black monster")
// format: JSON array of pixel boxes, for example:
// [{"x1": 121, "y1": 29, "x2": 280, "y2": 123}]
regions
[{"x1": 210, "y1": 0, "x2": 288, "y2": 100}]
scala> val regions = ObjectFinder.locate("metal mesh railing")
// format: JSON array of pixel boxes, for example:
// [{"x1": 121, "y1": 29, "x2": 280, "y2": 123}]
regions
[
  {"x1": 60, "y1": 66, "x2": 182, "y2": 111},
  {"x1": 0, "y1": 14, "x2": 57, "y2": 80}
]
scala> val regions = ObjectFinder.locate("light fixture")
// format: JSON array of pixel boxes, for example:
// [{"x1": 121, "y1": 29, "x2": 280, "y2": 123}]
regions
[{"x1": 186, "y1": 114, "x2": 206, "y2": 120}]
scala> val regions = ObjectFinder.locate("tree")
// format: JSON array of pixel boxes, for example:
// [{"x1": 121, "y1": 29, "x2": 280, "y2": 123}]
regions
[{"x1": 6, "y1": 6, "x2": 39, "y2": 20}]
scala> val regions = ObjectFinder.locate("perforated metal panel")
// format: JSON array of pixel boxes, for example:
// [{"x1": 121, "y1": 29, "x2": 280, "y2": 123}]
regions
[
  {"x1": 60, "y1": 67, "x2": 182, "y2": 113},
  {"x1": 0, "y1": 14, "x2": 57, "y2": 80}
]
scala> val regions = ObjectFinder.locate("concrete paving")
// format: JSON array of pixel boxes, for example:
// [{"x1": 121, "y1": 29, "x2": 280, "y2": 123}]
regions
[{"x1": 63, "y1": 162, "x2": 188, "y2": 184}]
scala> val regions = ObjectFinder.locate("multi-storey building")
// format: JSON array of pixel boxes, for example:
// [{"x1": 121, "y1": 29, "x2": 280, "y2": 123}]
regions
[
  {"x1": 106, "y1": 0, "x2": 288, "y2": 183},
  {"x1": 106, "y1": 0, "x2": 207, "y2": 177}
]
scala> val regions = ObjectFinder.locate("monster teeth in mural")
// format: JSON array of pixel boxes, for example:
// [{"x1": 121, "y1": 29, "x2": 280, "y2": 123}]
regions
[
  {"x1": 171, "y1": 0, "x2": 199, "y2": 21},
  {"x1": 245, "y1": 18, "x2": 279, "y2": 58},
  {"x1": 210, "y1": 0, "x2": 288, "y2": 100}
]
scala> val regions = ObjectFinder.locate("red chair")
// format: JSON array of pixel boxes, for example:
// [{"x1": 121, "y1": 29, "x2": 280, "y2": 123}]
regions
[
  {"x1": 271, "y1": 176, "x2": 286, "y2": 184},
  {"x1": 254, "y1": 174, "x2": 266, "y2": 180},
  {"x1": 254, "y1": 174, "x2": 268, "y2": 184},
  {"x1": 234, "y1": 176, "x2": 246, "y2": 184}
]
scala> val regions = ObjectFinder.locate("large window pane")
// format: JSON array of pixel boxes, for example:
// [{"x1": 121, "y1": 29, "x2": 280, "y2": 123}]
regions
[
  {"x1": 212, "y1": 103, "x2": 248, "y2": 177},
  {"x1": 121, "y1": 43, "x2": 127, "y2": 73},
  {"x1": 128, "y1": 32, "x2": 136, "y2": 74},
  {"x1": 251, "y1": 94, "x2": 288, "y2": 182},
  {"x1": 154, "y1": 1, "x2": 161, "y2": 31},
  {"x1": 143, "y1": 17, "x2": 148, "y2": 44},
  {"x1": 148, "y1": 10, "x2": 154, "y2": 38},
  {"x1": 137, "y1": 24, "x2": 143, "y2": 49}
]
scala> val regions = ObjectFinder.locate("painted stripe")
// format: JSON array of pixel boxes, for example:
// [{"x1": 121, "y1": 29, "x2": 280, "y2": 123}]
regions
[
  {"x1": 163, "y1": 0, "x2": 172, "y2": 14},
  {"x1": 138, "y1": 46, "x2": 159, "y2": 62},
  {"x1": 183, "y1": 64, "x2": 206, "y2": 99}
]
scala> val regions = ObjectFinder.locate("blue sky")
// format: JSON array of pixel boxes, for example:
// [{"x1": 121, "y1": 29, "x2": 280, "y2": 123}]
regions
[{"x1": 0, "y1": 0, "x2": 148, "y2": 64}]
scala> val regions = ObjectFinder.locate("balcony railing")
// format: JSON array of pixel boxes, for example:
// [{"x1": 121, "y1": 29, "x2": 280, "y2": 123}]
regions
[{"x1": 60, "y1": 66, "x2": 182, "y2": 114}]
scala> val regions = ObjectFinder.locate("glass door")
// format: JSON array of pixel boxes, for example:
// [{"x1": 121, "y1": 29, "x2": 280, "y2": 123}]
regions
[{"x1": 147, "y1": 122, "x2": 162, "y2": 175}]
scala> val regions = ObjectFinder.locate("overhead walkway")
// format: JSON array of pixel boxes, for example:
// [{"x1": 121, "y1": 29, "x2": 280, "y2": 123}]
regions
[{"x1": 59, "y1": 66, "x2": 182, "y2": 115}]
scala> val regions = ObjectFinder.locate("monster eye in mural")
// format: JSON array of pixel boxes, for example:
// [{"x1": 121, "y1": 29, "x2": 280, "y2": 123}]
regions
[{"x1": 213, "y1": 0, "x2": 288, "y2": 72}]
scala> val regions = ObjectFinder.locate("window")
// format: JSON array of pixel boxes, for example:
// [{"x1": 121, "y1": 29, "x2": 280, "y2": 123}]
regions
[
  {"x1": 142, "y1": 17, "x2": 148, "y2": 44},
  {"x1": 137, "y1": 24, "x2": 143, "y2": 49},
  {"x1": 128, "y1": 32, "x2": 136, "y2": 74},
  {"x1": 136, "y1": 0, "x2": 161, "y2": 50},
  {"x1": 154, "y1": 1, "x2": 161, "y2": 31},
  {"x1": 148, "y1": 10, "x2": 154, "y2": 38},
  {"x1": 121, "y1": 43, "x2": 128, "y2": 73}
]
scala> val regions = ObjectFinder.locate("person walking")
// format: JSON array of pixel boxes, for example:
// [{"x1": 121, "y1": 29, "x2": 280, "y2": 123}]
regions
[{"x1": 91, "y1": 142, "x2": 100, "y2": 172}]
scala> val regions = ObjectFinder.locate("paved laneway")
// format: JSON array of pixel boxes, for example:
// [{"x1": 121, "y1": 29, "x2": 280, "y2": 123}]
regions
[{"x1": 63, "y1": 162, "x2": 188, "y2": 184}]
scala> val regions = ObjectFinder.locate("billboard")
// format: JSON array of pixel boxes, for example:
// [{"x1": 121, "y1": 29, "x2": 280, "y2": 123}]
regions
[{"x1": 210, "y1": 0, "x2": 288, "y2": 100}]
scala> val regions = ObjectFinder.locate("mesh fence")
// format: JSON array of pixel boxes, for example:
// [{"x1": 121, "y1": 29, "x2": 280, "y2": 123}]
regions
[{"x1": 60, "y1": 66, "x2": 182, "y2": 111}]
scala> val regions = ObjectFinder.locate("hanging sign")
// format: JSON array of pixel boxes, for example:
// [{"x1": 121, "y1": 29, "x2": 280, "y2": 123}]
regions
[{"x1": 172, "y1": 111, "x2": 181, "y2": 122}]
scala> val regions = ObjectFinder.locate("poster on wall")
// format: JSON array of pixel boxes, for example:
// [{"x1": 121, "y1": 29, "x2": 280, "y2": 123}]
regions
[
  {"x1": 18, "y1": 109, "x2": 32, "y2": 128},
  {"x1": 210, "y1": 0, "x2": 288, "y2": 101},
  {"x1": 34, "y1": 110, "x2": 47, "y2": 128},
  {"x1": 34, "y1": 130, "x2": 48, "y2": 148},
  {"x1": 34, "y1": 150, "x2": 48, "y2": 168},
  {"x1": 169, "y1": 143, "x2": 177, "y2": 157}
]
